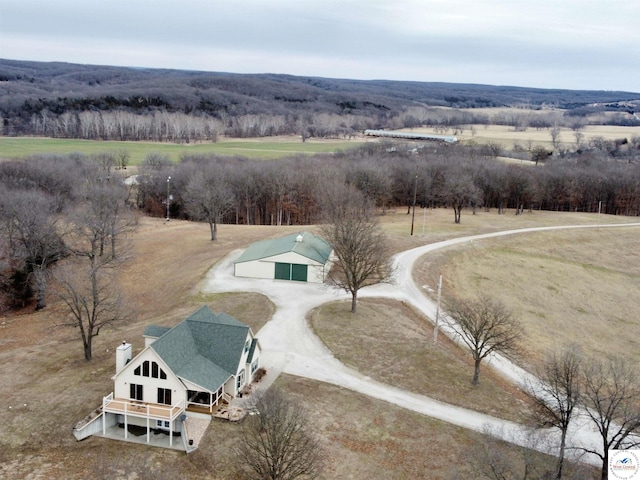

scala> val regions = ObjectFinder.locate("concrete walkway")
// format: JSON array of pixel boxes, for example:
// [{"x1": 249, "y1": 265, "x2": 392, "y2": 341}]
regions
[{"x1": 201, "y1": 221, "x2": 640, "y2": 464}]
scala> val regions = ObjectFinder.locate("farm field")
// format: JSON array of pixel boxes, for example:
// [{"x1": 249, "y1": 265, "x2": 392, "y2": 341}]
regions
[
  {"x1": 404, "y1": 124, "x2": 640, "y2": 149},
  {"x1": 0, "y1": 135, "x2": 365, "y2": 163},
  {"x1": 1, "y1": 209, "x2": 636, "y2": 478}
]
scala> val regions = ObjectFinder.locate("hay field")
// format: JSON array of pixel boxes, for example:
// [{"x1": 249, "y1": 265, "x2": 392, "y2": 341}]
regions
[{"x1": 404, "y1": 124, "x2": 640, "y2": 149}]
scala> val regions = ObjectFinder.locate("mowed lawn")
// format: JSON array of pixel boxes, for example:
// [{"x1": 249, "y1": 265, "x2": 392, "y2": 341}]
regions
[
  {"x1": 0, "y1": 209, "x2": 632, "y2": 478},
  {"x1": 0, "y1": 135, "x2": 365, "y2": 163}
]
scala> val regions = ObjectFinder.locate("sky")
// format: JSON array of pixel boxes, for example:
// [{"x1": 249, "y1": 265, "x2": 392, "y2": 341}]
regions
[{"x1": 1, "y1": 0, "x2": 639, "y2": 92}]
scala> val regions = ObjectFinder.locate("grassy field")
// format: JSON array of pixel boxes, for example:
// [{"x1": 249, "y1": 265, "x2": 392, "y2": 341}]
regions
[
  {"x1": 1, "y1": 209, "x2": 634, "y2": 478},
  {"x1": 2, "y1": 122, "x2": 638, "y2": 164},
  {"x1": 412, "y1": 222, "x2": 640, "y2": 367},
  {"x1": 405, "y1": 124, "x2": 640, "y2": 149},
  {"x1": 0, "y1": 135, "x2": 365, "y2": 163},
  {"x1": 309, "y1": 298, "x2": 533, "y2": 423}
]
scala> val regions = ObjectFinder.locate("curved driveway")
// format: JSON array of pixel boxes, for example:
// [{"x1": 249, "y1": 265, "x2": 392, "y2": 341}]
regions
[{"x1": 201, "y1": 222, "x2": 640, "y2": 463}]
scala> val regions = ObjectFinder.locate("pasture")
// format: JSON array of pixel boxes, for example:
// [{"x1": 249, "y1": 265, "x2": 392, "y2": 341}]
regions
[
  {"x1": 0, "y1": 135, "x2": 364, "y2": 163},
  {"x1": 1, "y1": 208, "x2": 636, "y2": 478},
  {"x1": 406, "y1": 124, "x2": 640, "y2": 149}
]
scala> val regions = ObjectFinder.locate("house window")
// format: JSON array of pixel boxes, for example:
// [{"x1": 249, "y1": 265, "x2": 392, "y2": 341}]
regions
[
  {"x1": 244, "y1": 340, "x2": 250, "y2": 353},
  {"x1": 134, "y1": 360, "x2": 166, "y2": 379},
  {"x1": 156, "y1": 420, "x2": 170, "y2": 429},
  {"x1": 237, "y1": 370, "x2": 245, "y2": 390},
  {"x1": 130, "y1": 383, "x2": 143, "y2": 401},
  {"x1": 157, "y1": 388, "x2": 172, "y2": 405},
  {"x1": 251, "y1": 359, "x2": 259, "y2": 374}
]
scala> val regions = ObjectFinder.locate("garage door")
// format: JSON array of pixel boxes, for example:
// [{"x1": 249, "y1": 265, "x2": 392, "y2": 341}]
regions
[
  {"x1": 291, "y1": 264, "x2": 308, "y2": 282},
  {"x1": 274, "y1": 263, "x2": 290, "y2": 280},
  {"x1": 274, "y1": 263, "x2": 308, "y2": 282}
]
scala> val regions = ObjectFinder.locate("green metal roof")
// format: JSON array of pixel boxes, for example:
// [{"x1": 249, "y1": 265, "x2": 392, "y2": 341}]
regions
[
  {"x1": 235, "y1": 231, "x2": 332, "y2": 265},
  {"x1": 150, "y1": 306, "x2": 250, "y2": 392}
]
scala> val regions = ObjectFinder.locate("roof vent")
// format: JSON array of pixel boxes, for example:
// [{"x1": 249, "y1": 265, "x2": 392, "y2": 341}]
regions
[{"x1": 296, "y1": 234, "x2": 303, "y2": 242}]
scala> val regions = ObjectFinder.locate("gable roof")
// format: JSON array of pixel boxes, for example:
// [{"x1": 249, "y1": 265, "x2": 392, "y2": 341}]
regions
[
  {"x1": 143, "y1": 325, "x2": 171, "y2": 338},
  {"x1": 150, "y1": 306, "x2": 251, "y2": 392},
  {"x1": 235, "y1": 231, "x2": 332, "y2": 265}
]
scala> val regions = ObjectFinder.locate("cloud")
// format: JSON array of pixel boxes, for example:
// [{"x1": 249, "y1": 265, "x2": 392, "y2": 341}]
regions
[{"x1": 1, "y1": 0, "x2": 639, "y2": 91}]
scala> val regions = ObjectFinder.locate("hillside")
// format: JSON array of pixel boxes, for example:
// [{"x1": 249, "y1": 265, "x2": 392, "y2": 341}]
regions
[{"x1": 1, "y1": 59, "x2": 639, "y2": 140}]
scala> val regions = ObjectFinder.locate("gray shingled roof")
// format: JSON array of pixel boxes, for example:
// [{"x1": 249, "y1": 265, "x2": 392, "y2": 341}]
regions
[
  {"x1": 150, "y1": 306, "x2": 250, "y2": 392},
  {"x1": 143, "y1": 325, "x2": 171, "y2": 338},
  {"x1": 235, "y1": 231, "x2": 332, "y2": 265}
]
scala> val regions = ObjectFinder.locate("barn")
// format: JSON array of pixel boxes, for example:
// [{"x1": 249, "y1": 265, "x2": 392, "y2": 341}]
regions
[{"x1": 234, "y1": 232, "x2": 333, "y2": 283}]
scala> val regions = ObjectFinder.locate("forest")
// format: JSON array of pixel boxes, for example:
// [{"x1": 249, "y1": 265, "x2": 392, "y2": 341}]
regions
[{"x1": 1, "y1": 59, "x2": 639, "y2": 141}]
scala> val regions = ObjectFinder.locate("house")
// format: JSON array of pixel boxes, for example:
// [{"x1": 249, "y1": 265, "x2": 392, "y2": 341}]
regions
[
  {"x1": 73, "y1": 306, "x2": 261, "y2": 449},
  {"x1": 234, "y1": 231, "x2": 333, "y2": 283}
]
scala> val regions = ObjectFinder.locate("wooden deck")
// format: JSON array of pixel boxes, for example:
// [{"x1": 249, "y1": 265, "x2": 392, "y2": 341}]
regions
[{"x1": 103, "y1": 395, "x2": 183, "y2": 421}]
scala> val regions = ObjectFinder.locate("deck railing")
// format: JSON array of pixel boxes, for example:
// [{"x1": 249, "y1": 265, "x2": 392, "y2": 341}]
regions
[{"x1": 103, "y1": 393, "x2": 184, "y2": 421}]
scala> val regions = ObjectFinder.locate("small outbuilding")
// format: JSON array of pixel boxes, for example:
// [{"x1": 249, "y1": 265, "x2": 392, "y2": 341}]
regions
[{"x1": 234, "y1": 231, "x2": 333, "y2": 283}]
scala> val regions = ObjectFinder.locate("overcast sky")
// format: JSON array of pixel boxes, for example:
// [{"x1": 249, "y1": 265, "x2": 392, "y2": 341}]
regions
[{"x1": 1, "y1": 0, "x2": 639, "y2": 92}]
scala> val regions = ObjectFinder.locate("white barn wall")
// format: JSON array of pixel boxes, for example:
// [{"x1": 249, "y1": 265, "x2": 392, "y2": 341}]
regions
[
  {"x1": 267, "y1": 252, "x2": 319, "y2": 265},
  {"x1": 235, "y1": 260, "x2": 275, "y2": 280}
]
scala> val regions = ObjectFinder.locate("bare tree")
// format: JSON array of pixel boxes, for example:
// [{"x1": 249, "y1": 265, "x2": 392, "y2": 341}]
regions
[
  {"x1": 53, "y1": 259, "x2": 125, "y2": 360},
  {"x1": 320, "y1": 183, "x2": 393, "y2": 313},
  {"x1": 182, "y1": 166, "x2": 233, "y2": 240},
  {"x1": 528, "y1": 347, "x2": 582, "y2": 480},
  {"x1": 0, "y1": 188, "x2": 67, "y2": 309},
  {"x1": 444, "y1": 169, "x2": 481, "y2": 223},
  {"x1": 56, "y1": 176, "x2": 134, "y2": 360},
  {"x1": 550, "y1": 125, "x2": 562, "y2": 150},
  {"x1": 69, "y1": 178, "x2": 136, "y2": 261},
  {"x1": 446, "y1": 294, "x2": 521, "y2": 385},
  {"x1": 235, "y1": 389, "x2": 324, "y2": 480},
  {"x1": 581, "y1": 357, "x2": 640, "y2": 480}
]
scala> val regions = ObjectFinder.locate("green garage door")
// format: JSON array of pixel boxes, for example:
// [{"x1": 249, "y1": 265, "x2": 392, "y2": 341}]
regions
[
  {"x1": 291, "y1": 264, "x2": 308, "y2": 282},
  {"x1": 274, "y1": 263, "x2": 308, "y2": 282},
  {"x1": 275, "y1": 263, "x2": 290, "y2": 280}
]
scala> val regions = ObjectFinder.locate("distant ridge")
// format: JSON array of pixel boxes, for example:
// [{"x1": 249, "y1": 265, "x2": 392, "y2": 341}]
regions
[{"x1": 1, "y1": 59, "x2": 638, "y2": 139}]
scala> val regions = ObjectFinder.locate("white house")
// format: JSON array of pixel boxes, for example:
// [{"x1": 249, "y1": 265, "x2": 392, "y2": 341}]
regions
[
  {"x1": 73, "y1": 306, "x2": 261, "y2": 449},
  {"x1": 234, "y1": 231, "x2": 333, "y2": 283}
]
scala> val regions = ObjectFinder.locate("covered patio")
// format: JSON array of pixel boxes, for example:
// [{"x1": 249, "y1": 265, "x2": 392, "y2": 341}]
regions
[{"x1": 102, "y1": 393, "x2": 185, "y2": 447}]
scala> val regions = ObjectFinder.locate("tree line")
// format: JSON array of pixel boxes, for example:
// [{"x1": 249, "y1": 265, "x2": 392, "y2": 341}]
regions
[{"x1": 135, "y1": 142, "x2": 640, "y2": 228}]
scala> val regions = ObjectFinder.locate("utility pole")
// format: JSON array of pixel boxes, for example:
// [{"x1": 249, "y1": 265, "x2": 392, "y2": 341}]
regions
[
  {"x1": 166, "y1": 176, "x2": 171, "y2": 221},
  {"x1": 410, "y1": 166, "x2": 418, "y2": 236},
  {"x1": 433, "y1": 275, "x2": 442, "y2": 343}
]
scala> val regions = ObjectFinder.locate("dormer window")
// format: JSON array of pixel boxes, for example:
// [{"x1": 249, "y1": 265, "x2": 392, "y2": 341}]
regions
[{"x1": 244, "y1": 340, "x2": 250, "y2": 353}]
